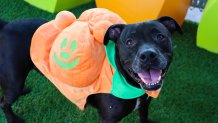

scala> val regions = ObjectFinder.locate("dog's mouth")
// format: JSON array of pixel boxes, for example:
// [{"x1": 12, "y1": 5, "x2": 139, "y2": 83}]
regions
[{"x1": 128, "y1": 68, "x2": 165, "y2": 91}]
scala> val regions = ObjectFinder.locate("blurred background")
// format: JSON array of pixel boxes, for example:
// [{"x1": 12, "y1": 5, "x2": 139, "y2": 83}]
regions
[{"x1": 1, "y1": 0, "x2": 218, "y2": 123}]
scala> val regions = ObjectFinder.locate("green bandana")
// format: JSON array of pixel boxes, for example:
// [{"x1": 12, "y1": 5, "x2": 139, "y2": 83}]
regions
[{"x1": 105, "y1": 40, "x2": 145, "y2": 99}]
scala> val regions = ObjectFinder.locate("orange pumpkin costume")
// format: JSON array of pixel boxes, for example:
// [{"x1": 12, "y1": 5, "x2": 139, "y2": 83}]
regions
[{"x1": 30, "y1": 8, "x2": 160, "y2": 110}]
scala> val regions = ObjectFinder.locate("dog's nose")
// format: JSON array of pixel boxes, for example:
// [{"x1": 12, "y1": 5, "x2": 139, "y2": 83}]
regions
[{"x1": 139, "y1": 50, "x2": 157, "y2": 62}]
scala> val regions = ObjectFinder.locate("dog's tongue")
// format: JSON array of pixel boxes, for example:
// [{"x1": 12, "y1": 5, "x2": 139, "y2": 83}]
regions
[{"x1": 138, "y1": 69, "x2": 162, "y2": 83}]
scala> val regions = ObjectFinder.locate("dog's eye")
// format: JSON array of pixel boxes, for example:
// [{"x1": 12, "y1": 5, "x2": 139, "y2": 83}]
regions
[
  {"x1": 125, "y1": 39, "x2": 135, "y2": 47},
  {"x1": 157, "y1": 34, "x2": 165, "y2": 41}
]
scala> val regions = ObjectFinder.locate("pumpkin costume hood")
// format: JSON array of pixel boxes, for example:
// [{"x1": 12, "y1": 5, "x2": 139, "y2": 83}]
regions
[{"x1": 30, "y1": 8, "x2": 161, "y2": 110}]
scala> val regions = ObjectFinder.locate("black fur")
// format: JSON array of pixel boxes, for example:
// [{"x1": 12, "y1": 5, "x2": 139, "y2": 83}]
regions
[
  {"x1": 0, "y1": 19, "x2": 47, "y2": 123},
  {"x1": 0, "y1": 20, "x2": 7, "y2": 29}
]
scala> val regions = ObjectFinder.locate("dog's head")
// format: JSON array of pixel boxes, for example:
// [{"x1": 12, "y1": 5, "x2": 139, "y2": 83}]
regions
[{"x1": 104, "y1": 16, "x2": 182, "y2": 91}]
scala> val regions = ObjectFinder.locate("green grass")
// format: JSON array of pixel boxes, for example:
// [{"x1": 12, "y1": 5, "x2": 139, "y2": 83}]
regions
[{"x1": 1, "y1": 0, "x2": 218, "y2": 123}]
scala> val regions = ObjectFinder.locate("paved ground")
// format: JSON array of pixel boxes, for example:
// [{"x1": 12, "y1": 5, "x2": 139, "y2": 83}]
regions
[{"x1": 185, "y1": 7, "x2": 203, "y2": 23}]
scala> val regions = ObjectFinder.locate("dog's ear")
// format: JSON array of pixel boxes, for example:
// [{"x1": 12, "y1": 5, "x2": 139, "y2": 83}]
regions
[
  {"x1": 157, "y1": 16, "x2": 182, "y2": 34},
  {"x1": 104, "y1": 24, "x2": 126, "y2": 45}
]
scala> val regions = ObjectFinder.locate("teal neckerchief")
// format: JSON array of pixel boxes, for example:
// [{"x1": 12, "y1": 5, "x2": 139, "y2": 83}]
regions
[{"x1": 105, "y1": 40, "x2": 145, "y2": 99}]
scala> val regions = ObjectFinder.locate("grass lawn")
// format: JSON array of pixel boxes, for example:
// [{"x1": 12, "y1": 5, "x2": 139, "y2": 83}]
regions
[{"x1": 1, "y1": 0, "x2": 218, "y2": 123}]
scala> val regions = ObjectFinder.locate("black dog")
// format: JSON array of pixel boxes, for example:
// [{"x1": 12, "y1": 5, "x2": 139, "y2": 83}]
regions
[
  {"x1": 0, "y1": 16, "x2": 181, "y2": 123},
  {"x1": 0, "y1": 19, "x2": 47, "y2": 123},
  {"x1": 87, "y1": 16, "x2": 182, "y2": 123}
]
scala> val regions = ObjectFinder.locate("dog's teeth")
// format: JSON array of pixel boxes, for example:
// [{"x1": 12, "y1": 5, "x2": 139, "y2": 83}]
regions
[{"x1": 158, "y1": 76, "x2": 161, "y2": 81}]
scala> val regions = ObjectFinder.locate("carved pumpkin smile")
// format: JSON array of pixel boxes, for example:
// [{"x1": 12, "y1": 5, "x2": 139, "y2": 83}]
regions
[{"x1": 54, "y1": 38, "x2": 80, "y2": 70}]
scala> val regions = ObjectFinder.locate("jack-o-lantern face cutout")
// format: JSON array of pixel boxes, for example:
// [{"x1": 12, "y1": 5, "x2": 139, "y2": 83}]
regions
[{"x1": 54, "y1": 38, "x2": 80, "y2": 70}]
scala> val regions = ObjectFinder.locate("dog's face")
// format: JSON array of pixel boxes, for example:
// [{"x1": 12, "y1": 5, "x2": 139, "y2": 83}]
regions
[{"x1": 104, "y1": 16, "x2": 182, "y2": 91}]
